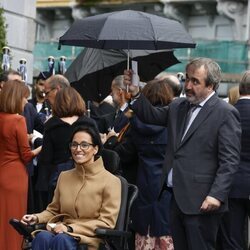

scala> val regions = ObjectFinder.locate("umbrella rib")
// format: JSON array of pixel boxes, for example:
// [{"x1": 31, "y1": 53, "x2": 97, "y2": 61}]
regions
[
  {"x1": 98, "y1": 16, "x2": 113, "y2": 42},
  {"x1": 139, "y1": 12, "x2": 158, "y2": 50}
]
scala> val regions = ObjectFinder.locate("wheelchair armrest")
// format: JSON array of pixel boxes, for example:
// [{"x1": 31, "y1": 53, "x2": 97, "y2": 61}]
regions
[
  {"x1": 9, "y1": 219, "x2": 46, "y2": 239},
  {"x1": 95, "y1": 228, "x2": 131, "y2": 238},
  {"x1": 9, "y1": 218, "x2": 34, "y2": 239}
]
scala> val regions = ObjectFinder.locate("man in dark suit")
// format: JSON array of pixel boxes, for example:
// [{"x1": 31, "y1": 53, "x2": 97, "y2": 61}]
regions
[
  {"x1": 98, "y1": 75, "x2": 130, "y2": 133},
  {"x1": 29, "y1": 71, "x2": 51, "y2": 123},
  {"x1": 124, "y1": 57, "x2": 241, "y2": 250},
  {"x1": 218, "y1": 70, "x2": 250, "y2": 249}
]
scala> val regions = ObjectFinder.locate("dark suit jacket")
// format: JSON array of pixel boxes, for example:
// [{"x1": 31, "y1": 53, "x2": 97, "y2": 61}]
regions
[
  {"x1": 131, "y1": 93, "x2": 241, "y2": 215},
  {"x1": 23, "y1": 102, "x2": 44, "y2": 134},
  {"x1": 229, "y1": 98, "x2": 250, "y2": 198}
]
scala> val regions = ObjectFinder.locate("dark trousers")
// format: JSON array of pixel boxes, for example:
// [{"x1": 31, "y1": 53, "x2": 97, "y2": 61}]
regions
[
  {"x1": 218, "y1": 198, "x2": 250, "y2": 250},
  {"x1": 170, "y1": 196, "x2": 223, "y2": 250},
  {"x1": 32, "y1": 231, "x2": 78, "y2": 250}
]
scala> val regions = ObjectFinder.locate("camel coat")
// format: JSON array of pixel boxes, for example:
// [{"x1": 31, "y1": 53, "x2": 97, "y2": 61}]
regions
[{"x1": 34, "y1": 157, "x2": 121, "y2": 249}]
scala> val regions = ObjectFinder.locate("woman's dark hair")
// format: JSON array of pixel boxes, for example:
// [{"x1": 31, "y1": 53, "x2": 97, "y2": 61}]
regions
[
  {"x1": 71, "y1": 125, "x2": 103, "y2": 157},
  {"x1": 53, "y1": 86, "x2": 86, "y2": 118},
  {"x1": 142, "y1": 79, "x2": 173, "y2": 106}
]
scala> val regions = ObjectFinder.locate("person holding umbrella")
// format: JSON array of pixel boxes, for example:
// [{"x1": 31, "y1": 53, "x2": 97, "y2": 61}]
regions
[{"x1": 124, "y1": 57, "x2": 241, "y2": 250}]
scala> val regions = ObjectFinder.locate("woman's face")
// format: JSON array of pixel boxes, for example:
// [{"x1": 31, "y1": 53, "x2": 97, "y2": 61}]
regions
[{"x1": 70, "y1": 131, "x2": 98, "y2": 165}]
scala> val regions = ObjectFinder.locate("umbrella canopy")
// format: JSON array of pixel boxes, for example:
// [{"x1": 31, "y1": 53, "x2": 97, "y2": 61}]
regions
[
  {"x1": 65, "y1": 48, "x2": 180, "y2": 102},
  {"x1": 59, "y1": 10, "x2": 196, "y2": 50}
]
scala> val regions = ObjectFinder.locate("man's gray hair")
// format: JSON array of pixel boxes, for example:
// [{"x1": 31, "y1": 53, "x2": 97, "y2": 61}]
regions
[
  {"x1": 239, "y1": 70, "x2": 250, "y2": 95},
  {"x1": 47, "y1": 74, "x2": 70, "y2": 89},
  {"x1": 112, "y1": 75, "x2": 126, "y2": 90},
  {"x1": 186, "y1": 57, "x2": 221, "y2": 90}
]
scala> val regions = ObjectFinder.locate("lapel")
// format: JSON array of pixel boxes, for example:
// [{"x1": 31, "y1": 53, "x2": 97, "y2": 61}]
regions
[
  {"x1": 176, "y1": 101, "x2": 190, "y2": 147},
  {"x1": 113, "y1": 106, "x2": 129, "y2": 132},
  {"x1": 177, "y1": 94, "x2": 219, "y2": 149}
]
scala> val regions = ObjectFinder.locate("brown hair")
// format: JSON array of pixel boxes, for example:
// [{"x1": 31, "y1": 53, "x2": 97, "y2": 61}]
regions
[
  {"x1": 0, "y1": 80, "x2": 29, "y2": 114},
  {"x1": 142, "y1": 79, "x2": 173, "y2": 106},
  {"x1": 52, "y1": 86, "x2": 86, "y2": 117}
]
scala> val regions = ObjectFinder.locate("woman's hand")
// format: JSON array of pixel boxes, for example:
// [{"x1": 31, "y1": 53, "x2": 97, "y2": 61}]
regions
[
  {"x1": 106, "y1": 129, "x2": 118, "y2": 140},
  {"x1": 32, "y1": 145, "x2": 42, "y2": 157},
  {"x1": 100, "y1": 133, "x2": 107, "y2": 144},
  {"x1": 28, "y1": 134, "x2": 34, "y2": 143},
  {"x1": 21, "y1": 214, "x2": 38, "y2": 225},
  {"x1": 47, "y1": 223, "x2": 68, "y2": 234}
]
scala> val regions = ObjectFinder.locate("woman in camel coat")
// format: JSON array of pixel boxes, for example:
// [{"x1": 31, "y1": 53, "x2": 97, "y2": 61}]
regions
[{"x1": 21, "y1": 125, "x2": 121, "y2": 250}]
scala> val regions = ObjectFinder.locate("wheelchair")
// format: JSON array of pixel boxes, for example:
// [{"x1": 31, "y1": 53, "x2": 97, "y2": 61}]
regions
[{"x1": 10, "y1": 149, "x2": 138, "y2": 250}]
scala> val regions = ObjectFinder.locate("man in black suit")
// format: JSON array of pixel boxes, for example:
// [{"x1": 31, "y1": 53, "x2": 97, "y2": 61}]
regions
[
  {"x1": 29, "y1": 71, "x2": 51, "y2": 123},
  {"x1": 98, "y1": 75, "x2": 130, "y2": 133},
  {"x1": 124, "y1": 57, "x2": 241, "y2": 250},
  {"x1": 218, "y1": 70, "x2": 250, "y2": 249}
]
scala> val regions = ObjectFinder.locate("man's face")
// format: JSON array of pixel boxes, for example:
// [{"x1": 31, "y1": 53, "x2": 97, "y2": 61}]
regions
[
  {"x1": 44, "y1": 81, "x2": 58, "y2": 106},
  {"x1": 0, "y1": 73, "x2": 22, "y2": 91},
  {"x1": 111, "y1": 84, "x2": 122, "y2": 107},
  {"x1": 184, "y1": 65, "x2": 213, "y2": 104},
  {"x1": 35, "y1": 79, "x2": 46, "y2": 98}
]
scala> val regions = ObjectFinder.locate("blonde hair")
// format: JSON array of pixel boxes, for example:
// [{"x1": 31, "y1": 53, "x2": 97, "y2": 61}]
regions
[{"x1": 228, "y1": 86, "x2": 239, "y2": 105}]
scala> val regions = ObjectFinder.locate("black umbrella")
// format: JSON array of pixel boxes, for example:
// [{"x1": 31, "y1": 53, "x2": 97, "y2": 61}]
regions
[
  {"x1": 59, "y1": 10, "x2": 195, "y2": 101},
  {"x1": 65, "y1": 48, "x2": 180, "y2": 102},
  {"x1": 59, "y1": 10, "x2": 196, "y2": 50}
]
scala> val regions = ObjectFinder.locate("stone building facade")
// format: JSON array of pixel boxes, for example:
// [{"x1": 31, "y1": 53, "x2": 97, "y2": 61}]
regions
[
  {"x1": 0, "y1": 0, "x2": 36, "y2": 84},
  {"x1": 35, "y1": 0, "x2": 249, "y2": 95}
]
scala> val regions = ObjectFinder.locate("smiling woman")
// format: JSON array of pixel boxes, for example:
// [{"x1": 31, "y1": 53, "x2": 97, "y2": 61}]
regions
[
  {"x1": 70, "y1": 126, "x2": 99, "y2": 165},
  {"x1": 21, "y1": 125, "x2": 122, "y2": 250}
]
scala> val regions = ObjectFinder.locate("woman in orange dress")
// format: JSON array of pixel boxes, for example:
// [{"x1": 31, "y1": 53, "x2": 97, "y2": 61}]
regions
[{"x1": 0, "y1": 80, "x2": 41, "y2": 250}]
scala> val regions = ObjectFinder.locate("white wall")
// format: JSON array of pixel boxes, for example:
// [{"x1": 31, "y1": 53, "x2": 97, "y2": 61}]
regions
[{"x1": 0, "y1": 0, "x2": 36, "y2": 84}]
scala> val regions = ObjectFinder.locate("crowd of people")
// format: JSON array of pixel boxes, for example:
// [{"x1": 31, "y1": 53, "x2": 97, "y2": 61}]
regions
[{"x1": 0, "y1": 56, "x2": 249, "y2": 250}]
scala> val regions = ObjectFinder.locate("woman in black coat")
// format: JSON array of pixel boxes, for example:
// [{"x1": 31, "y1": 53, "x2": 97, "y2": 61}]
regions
[
  {"x1": 35, "y1": 87, "x2": 97, "y2": 209},
  {"x1": 130, "y1": 80, "x2": 174, "y2": 250}
]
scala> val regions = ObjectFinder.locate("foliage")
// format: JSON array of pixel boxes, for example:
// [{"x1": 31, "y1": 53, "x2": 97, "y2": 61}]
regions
[
  {"x1": 0, "y1": 8, "x2": 6, "y2": 48},
  {"x1": 0, "y1": 7, "x2": 7, "y2": 74}
]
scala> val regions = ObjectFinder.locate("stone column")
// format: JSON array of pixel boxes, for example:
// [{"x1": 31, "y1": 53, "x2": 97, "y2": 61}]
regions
[{"x1": 216, "y1": 0, "x2": 246, "y2": 40}]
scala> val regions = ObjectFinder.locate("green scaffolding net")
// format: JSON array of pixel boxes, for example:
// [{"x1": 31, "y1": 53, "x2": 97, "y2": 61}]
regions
[{"x1": 34, "y1": 40, "x2": 248, "y2": 76}]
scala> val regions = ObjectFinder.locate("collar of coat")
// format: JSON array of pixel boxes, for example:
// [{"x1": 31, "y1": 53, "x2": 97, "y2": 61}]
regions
[{"x1": 74, "y1": 156, "x2": 105, "y2": 177}]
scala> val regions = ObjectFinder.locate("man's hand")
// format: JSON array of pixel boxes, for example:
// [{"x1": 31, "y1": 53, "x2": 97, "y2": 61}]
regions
[
  {"x1": 200, "y1": 196, "x2": 221, "y2": 212},
  {"x1": 124, "y1": 69, "x2": 140, "y2": 97}
]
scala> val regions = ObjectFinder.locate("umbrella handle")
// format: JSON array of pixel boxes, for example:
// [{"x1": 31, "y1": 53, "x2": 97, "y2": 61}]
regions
[
  {"x1": 126, "y1": 50, "x2": 130, "y2": 94},
  {"x1": 127, "y1": 49, "x2": 129, "y2": 71}
]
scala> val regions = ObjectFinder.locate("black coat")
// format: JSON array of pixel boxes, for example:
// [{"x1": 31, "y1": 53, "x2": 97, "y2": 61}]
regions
[
  {"x1": 130, "y1": 116, "x2": 172, "y2": 236},
  {"x1": 229, "y1": 99, "x2": 250, "y2": 198}
]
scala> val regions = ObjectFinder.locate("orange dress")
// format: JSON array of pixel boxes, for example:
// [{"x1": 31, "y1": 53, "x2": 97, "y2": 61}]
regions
[{"x1": 0, "y1": 113, "x2": 34, "y2": 250}]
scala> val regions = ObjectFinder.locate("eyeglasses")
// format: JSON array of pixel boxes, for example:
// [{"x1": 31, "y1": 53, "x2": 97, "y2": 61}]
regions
[
  {"x1": 69, "y1": 141, "x2": 94, "y2": 151},
  {"x1": 44, "y1": 88, "x2": 55, "y2": 96}
]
